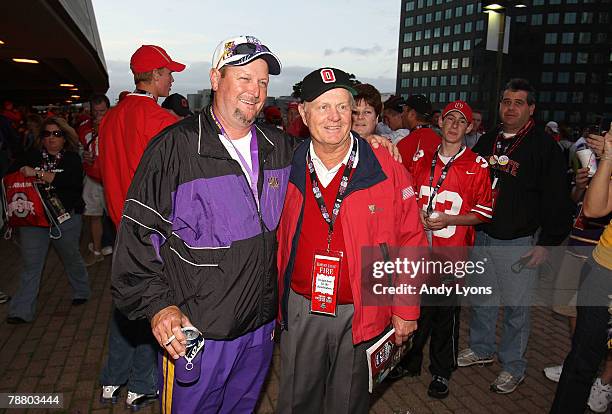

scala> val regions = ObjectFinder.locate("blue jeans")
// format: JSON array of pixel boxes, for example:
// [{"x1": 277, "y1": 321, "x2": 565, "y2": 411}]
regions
[
  {"x1": 99, "y1": 307, "x2": 158, "y2": 395},
  {"x1": 9, "y1": 214, "x2": 90, "y2": 321},
  {"x1": 467, "y1": 231, "x2": 536, "y2": 378}
]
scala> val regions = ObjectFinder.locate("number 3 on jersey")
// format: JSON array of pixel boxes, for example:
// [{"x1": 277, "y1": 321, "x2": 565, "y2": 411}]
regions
[{"x1": 419, "y1": 186, "x2": 464, "y2": 238}]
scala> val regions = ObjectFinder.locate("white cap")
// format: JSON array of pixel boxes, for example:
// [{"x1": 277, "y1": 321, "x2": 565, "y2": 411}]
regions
[
  {"x1": 212, "y1": 35, "x2": 281, "y2": 75},
  {"x1": 546, "y1": 121, "x2": 559, "y2": 134}
]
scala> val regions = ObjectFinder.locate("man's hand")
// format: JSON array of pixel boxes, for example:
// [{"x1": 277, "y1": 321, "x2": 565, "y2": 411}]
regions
[
  {"x1": 419, "y1": 210, "x2": 430, "y2": 230},
  {"x1": 151, "y1": 305, "x2": 193, "y2": 359},
  {"x1": 391, "y1": 315, "x2": 417, "y2": 345},
  {"x1": 364, "y1": 134, "x2": 402, "y2": 163},
  {"x1": 574, "y1": 167, "x2": 589, "y2": 191},
  {"x1": 587, "y1": 133, "x2": 605, "y2": 157},
  {"x1": 20, "y1": 166, "x2": 36, "y2": 177},
  {"x1": 523, "y1": 245, "x2": 549, "y2": 268},
  {"x1": 425, "y1": 212, "x2": 451, "y2": 231}
]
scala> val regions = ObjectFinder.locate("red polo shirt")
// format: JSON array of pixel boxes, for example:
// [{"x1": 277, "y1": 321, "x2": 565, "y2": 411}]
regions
[{"x1": 291, "y1": 165, "x2": 353, "y2": 304}]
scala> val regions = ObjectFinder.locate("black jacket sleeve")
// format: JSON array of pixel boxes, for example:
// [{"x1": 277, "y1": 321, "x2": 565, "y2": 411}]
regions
[
  {"x1": 52, "y1": 152, "x2": 83, "y2": 190},
  {"x1": 111, "y1": 134, "x2": 178, "y2": 321}
]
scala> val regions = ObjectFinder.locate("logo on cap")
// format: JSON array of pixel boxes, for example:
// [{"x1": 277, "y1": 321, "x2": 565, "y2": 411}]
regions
[
  {"x1": 454, "y1": 102, "x2": 464, "y2": 109},
  {"x1": 320, "y1": 69, "x2": 336, "y2": 84}
]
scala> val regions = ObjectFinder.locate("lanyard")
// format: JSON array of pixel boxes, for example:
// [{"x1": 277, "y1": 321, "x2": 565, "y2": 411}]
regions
[
  {"x1": 491, "y1": 117, "x2": 534, "y2": 158},
  {"x1": 210, "y1": 107, "x2": 260, "y2": 204},
  {"x1": 427, "y1": 146, "x2": 463, "y2": 215},
  {"x1": 410, "y1": 124, "x2": 431, "y2": 133},
  {"x1": 307, "y1": 138, "x2": 358, "y2": 251}
]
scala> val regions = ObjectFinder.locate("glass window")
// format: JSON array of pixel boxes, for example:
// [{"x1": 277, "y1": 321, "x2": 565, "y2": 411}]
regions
[
  {"x1": 455, "y1": 6, "x2": 462, "y2": 18},
  {"x1": 572, "y1": 92, "x2": 583, "y2": 103},
  {"x1": 443, "y1": 43, "x2": 450, "y2": 53},
  {"x1": 547, "y1": 13, "x2": 559, "y2": 25},
  {"x1": 465, "y1": 22, "x2": 473, "y2": 32},
  {"x1": 558, "y1": 72, "x2": 570, "y2": 83},
  {"x1": 577, "y1": 52, "x2": 588, "y2": 63},
  {"x1": 451, "y1": 59, "x2": 459, "y2": 69},
  {"x1": 466, "y1": 4, "x2": 474, "y2": 15},
  {"x1": 476, "y1": 20, "x2": 484, "y2": 31},
  {"x1": 425, "y1": 29, "x2": 432, "y2": 39},
  {"x1": 406, "y1": 1, "x2": 415, "y2": 11},
  {"x1": 579, "y1": 32, "x2": 591, "y2": 44},
  {"x1": 463, "y1": 39, "x2": 471, "y2": 50},
  {"x1": 439, "y1": 92, "x2": 447, "y2": 103},
  {"x1": 562, "y1": 33, "x2": 574, "y2": 44},
  {"x1": 401, "y1": 63, "x2": 411, "y2": 73},
  {"x1": 445, "y1": 9, "x2": 452, "y2": 19},
  {"x1": 427, "y1": 0, "x2": 433, "y2": 6},
  {"x1": 516, "y1": 15, "x2": 527, "y2": 23},
  {"x1": 581, "y1": 12, "x2": 593, "y2": 24},
  {"x1": 405, "y1": 17, "x2": 414, "y2": 27},
  {"x1": 418, "y1": 0, "x2": 424, "y2": 7},
  {"x1": 540, "y1": 91, "x2": 551, "y2": 103},
  {"x1": 471, "y1": 91, "x2": 479, "y2": 102},
  {"x1": 434, "y1": 28, "x2": 441, "y2": 38},
  {"x1": 441, "y1": 59, "x2": 448, "y2": 70},
  {"x1": 545, "y1": 33, "x2": 558, "y2": 44},
  {"x1": 413, "y1": 78, "x2": 420, "y2": 87},
  {"x1": 597, "y1": 33, "x2": 607, "y2": 44},
  {"x1": 541, "y1": 72, "x2": 554, "y2": 83},
  {"x1": 574, "y1": 72, "x2": 586, "y2": 84},
  {"x1": 444, "y1": 26, "x2": 451, "y2": 36},
  {"x1": 433, "y1": 44, "x2": 440, "y2": 54},
  {"x1": 462, "y1": 57, "x2": 470, "y2": 68},
  {"x1": 599, "y1": 13, "x2": 609, "y2": 24},
  {"x1": 435, "y1": 11, "x2": 442, "y2": 21},
  {"x1": 555, "y1": 92, "x2": 568, "y2": 101},
  {"x1": 559, "y1": 52, "x2": 572, "y2": 64},
  {"x1": 403, "y1": 48, "x2": 412, "y2": 58},
  {"x1": 454, "y1": 24, "x2": 462, "y2": 35},
  {"x1": 554, "y1": 110, "x2": 565, "y2": 122},
  {"x1": 461, "y1": 74, "x2": 469, "y2": 85},
  {"x1": 550, "y1": 0, "x2": 561, "y2": 4},
  {"x1": 401, "y1": 78, "x2": 410, "y2": 88},
  {"x1": 453, "y1": 41, "x2": 460, "y2": 52},
  {"x1": 449, "y1": 92, "x2": 456, "y2": 101},
  {"x1": 416, "y1": 31, "x2": 422, "y2": 41},
  {"x1": 543, "y1": 52, "x2": 555, "y2": 64},
  {"x1": 431, "y1": 60, "x2": 439, "y2": 70},
  {"x1": 475, "y1": 38, "x2": 482, "y2": 46},
  {"x1": 424, "y1": 45, "x2": 430, "y2": 55},
  {"x1": 533, "y1": 0, "x2": 544, "y2": 5},
  {"x1": 431, "y1": 76, "x2": 438, "y2": 86},
  {"x1": 564, "y1": 12, "x2": 577, "y2": 24},
  {"x1": 472, "y1": 75, "x2": 479, "y2": 84},
  {"x1": 459, "y1": 92, "x2": 468, "y2": 101},
  {"x1": 531, "y1": 14, "x2": 543, "y2": 25},
  {"x1": 417, "y1": 15, "x2": 423, "y2": 25},
  {"x1": 415, "y1": 46, "x2": 421, "y2": 56},
  {"x1": 426, "y1": 13, "x2": 433, "y2": 23},
  {"x1": 414, "y1": 62, "x2": 420, "y2": 72},
  {"x1": 430, "y1": 92, "x2": 437, "y2": 103},
  {"x1": 422, "y1": 77, "x2": 429, "y2": 87},
  {"x1": 440, "y1": 76, "x2": 447, "y2": 86},
  {"x1": 404, "y1": 32, "x2": 413, "y2": 43},
  {"x1": 422, "y1": 61, "x2": 430, "y2": 71}
]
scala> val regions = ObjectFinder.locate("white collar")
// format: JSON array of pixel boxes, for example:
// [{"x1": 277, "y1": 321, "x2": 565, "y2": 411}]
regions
[{"x1": 309, "y1": 133, "x2": 359, "y2": 188}]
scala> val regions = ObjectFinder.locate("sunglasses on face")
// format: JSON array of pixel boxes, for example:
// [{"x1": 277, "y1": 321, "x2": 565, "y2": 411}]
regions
[{"x1": 42, "y1": 130, "x2": 65, "y2": 138}]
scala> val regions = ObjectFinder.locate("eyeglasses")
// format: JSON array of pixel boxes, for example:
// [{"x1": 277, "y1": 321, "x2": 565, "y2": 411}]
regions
[{"x1": 42, "y1": 130, "x2": 65, "y2": 138}]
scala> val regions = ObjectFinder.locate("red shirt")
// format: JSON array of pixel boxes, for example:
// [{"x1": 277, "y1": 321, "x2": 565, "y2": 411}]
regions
[
  {"x1": 397, "y1": 126, "x2": 441, "y2": 176},
  {"x1": 291, "y1": 165, "x2": 353, "y2": 304},
  {"x1": 98, "y1": 94, "x2": 178, "y2": 226},
  {"x1": 77, "y1": 118, "x2": 102, "y2": 181}
]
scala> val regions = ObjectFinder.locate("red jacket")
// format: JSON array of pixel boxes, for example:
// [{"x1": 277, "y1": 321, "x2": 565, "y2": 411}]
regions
[
  {"x1": 98, "y1": 93, "x2": 177, "y2": 226},
  {"x1": 277, "y1": 136, "x2": 427, "y2": 344},
  {"x1": 77, "y1": 119, "x2": 102, "y2": 181}
]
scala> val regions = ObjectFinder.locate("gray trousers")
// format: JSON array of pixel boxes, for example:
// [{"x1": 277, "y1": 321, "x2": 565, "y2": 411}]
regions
[{"x1": 278, "y1": 290, "x2": 376, "y2": 414}]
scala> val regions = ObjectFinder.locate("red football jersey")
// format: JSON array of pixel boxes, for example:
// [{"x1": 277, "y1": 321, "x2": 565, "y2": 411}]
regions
[
  {"x1": 397, "y1": 127, "x2": 441, "y2": 176},
  {"x1": 412, "y1": 147, "x2": 492, "y2": 247}
]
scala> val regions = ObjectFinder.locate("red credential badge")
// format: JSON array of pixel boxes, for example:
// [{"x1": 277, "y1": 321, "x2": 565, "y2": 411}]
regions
[{"x1": 310, "y1": 249, "x2": 343, "y2": 316}]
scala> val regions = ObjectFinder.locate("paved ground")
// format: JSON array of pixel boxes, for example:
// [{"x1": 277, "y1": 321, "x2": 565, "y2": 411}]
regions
[{"x1": 0, "y1": 236, "x2": 576, "y2": 413}]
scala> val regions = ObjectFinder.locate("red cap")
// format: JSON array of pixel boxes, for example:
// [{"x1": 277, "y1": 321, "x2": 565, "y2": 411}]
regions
[
  {"x1": 130, "y1": 45, "x2": 186, "y2": 73},
  {"x1": 264, "y1": 106, "x2": 282, "y2": 122},
  {"x1": 442, "y1": 100, "x2": 473, "y2": 124},
  {"x1": 287, "y1": 102, "x2": 299, "y2": 110}
]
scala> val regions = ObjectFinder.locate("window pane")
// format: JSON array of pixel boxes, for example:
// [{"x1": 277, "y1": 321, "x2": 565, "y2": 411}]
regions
[
  {"x1": 422, "y1": 61, "x2": 429, "y2": 71},
  {"x1": 463, "y1": 39, "x2": 471, "y2": 50},
  {"x1": 403, "y1": 48, "x2": 412, "y2": 58},
  {"x1": 562, "y1": 33, "x2": 574, "y2": 44},
  {"x1": 450, "y1": 75, "x2": 457, "y2": 85},
  {"x1": 455, "y1": 6, "x2": 462, "y2": 18},
  {"x1": 564, "y1": 12, "x2": 576, "y2": 24},
  {"x1": 451, "y1": 58, "x2": 459, "y2": 69},
  {"x1": 558, "y1": 72, "x2": 570, "y2": 83},
  {"x1": 559, "y1": 53, "x2": 572, "y2": 64},
  {"x1": 461, "y1": 74, "x2": 469, "y2": 85},
  {"x1": 404, "y1": 32, "x2": 413, "y2": 42},
  {"x1": 453, "y1": 41, "x2": 460, "y2": 52},
  {"x1": 454, "y1": 24, "x2": 461, "y2": 35},
  {"x1": 440, "y1": 76, "x2": 447, "y2": 86},
  {"x1": 433, "y1": 44, "x2": 440, "y2": 54},
  {"x1": 416, "y1": 31, "x2": 422, "y2": 41},
  {"x1": 577, "y1": 52, "x2": 588, "y2": 63},
  {"x1": 462, "y1": 57, "x2": 470, "y2": 68},
  {"x1": 543, "y1": 52, "x2": 555, "y2": 64},
  {"x1": 434, "y1": 28, "x2": 441, "y2": 38},
  {"x1": 545, "y1": 33, "x2": 558, "y2": 44},
  {"x1": 541, "y1": 72, "x2": 554, "y2": 83},
  {"x1": 431, "y1": 60, "x2": 439, "y2": 70},
  {"x1": 547, "y1": 13, "x2": 559, "y2": 25},
  {"x1": 531, "y1": 14, "x2": 543, "y2": 25},
  {"x1": 401, "y1": 63, "x2": 411, "y2": 73},
  {"x1": 445, "y1": 9, "x2": 452, "y2": 19},
  {"x1": 574, "y1": 72, "x2": 586, "y2": 84},
  {"x1": 443, "y1": 43, "x2": 450, "y2": 53},
  {"x1": 406, "y1": 1, "x2": 415, "y2": 11},
  {"x1": 579, "y1": 32, "x2": 591, "y2": 44},
  {"x1": 431, "y1": 76, "x2": 438, "y2": 86},
  {"x1": 465, "y1": 22, "x2": 473, "y2": 32},
  {"x1": 441, "y1": 59, "x2": 448, "y2": 69}
]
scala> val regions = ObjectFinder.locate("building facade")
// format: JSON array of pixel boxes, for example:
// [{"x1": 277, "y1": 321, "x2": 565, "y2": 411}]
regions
[{"x1": 396, "y1": 0, "x2": 611, "y2": 129}]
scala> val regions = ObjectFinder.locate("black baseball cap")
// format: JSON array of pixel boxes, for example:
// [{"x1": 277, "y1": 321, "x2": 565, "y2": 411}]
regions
[
  {"x1": 404, "y1": 94, "x2": 433, "y2": 116},
  {"x1": 383, "y1": 95, "x2": 406, "y2": 113},
  {"x1": 301, "y1": 67, "x2": 357, "y2": 102},
  {"x1": 162, "y1": 93, "x2": 192, "y2": 117}
]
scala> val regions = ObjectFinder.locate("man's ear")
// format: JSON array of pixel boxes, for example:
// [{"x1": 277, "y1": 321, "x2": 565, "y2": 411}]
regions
[
  {"x1": 528, "y1": 104, "x2": 535, "y2": 116},
  {"x1": 210, "y1": 68, "x2": 221, "y2": 91},
  {"x1": 465, "y1": 123, "x2": 474, "y2": 134},
  {"x1": 298, "y1": 103, "x2": 308, "y2": 127}
]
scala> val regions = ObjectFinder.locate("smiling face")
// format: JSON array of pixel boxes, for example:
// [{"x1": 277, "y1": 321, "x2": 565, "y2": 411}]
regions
[
  {"x1": 352, "y1": 99, "x2": 378, "y2": 137},
  {"x1": 499, "y1": 89, "x2": 535, "y2": 134},
  {"x1": 210, "y1": 59, "x2": 269, "y2": 132},
  {"x1": 42, "y1": 123, "x2": 66, "y2": 155},
  {"x1": 299, "y1": 88, "x2": 353, "y2": 150}
]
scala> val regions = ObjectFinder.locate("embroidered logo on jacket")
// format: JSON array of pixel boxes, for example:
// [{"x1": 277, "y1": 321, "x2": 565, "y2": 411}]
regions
[{"x1": 268, "y1": 176, "x2": 280, "y2": 189}]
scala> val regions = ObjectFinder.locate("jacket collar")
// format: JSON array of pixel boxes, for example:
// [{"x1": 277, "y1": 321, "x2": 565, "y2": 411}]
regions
[
  {"x1": 289, "y1": 132, "x2": 387, "y2": 195},
  {"x1": 197, "y1": 105, "x2": 275, "y2": 160}
]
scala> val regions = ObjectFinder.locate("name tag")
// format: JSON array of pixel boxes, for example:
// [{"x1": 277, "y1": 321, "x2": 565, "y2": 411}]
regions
[{"x1": 310, "y1": 250, "x2": 343, "y2": 316}]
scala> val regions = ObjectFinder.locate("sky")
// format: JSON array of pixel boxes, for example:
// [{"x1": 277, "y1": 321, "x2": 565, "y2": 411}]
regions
[{"x1": 91, "y1": 0, "x2": 402, "y2": 102}]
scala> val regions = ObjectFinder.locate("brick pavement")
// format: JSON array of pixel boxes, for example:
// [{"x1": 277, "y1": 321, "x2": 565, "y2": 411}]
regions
[{"x1": 0, "y1": 237, "x2": 574, "y2": 413}]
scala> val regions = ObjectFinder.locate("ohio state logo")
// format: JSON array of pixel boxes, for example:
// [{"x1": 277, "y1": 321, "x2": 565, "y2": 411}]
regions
[
  {"x1": 320, "y1": 69, "x2": 336, "y2": 83},
  {"x1": 454, "y1": 102, "x2": 464, "y2": 109},
  {"x1": 8, "y1": 193, "x2": 35, "y2": 218}
]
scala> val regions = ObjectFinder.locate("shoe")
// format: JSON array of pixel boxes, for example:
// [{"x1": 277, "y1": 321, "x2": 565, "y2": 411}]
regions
[
  {"x1": 126, "y1": 391, "x2": 157, "y2": 411},
  {"x1": 0, "y1": 291, "x2": 10, "y2": 304},
  {"x1": 100, "y1": 385, "x2": 121, "y2": 404},
  {"x1": 490, "y1": 371, "x2": 524, "y2": 394},
  {"x1": 84, "y1": 251, "x2": 104, "y2": 267},
  {"x1": 543, "y1": 365, "x2": 562, "y2": 383},
  {"x1": 89, "y1": 243, "x2": 113, "y2": 256},
  {"x1": 588, "y1": 378, "x2": 612, "y2": 413},
  {"x1": 428, "y1": 375, "x2": 449, "y2": 399},
  {"x1": 457, "y1": 348, "x2": 494, "y2": 367},
  {"x1": 72, "y1": 298, "x2": 88, "y2": 306},
  {"x1": 6, "y1": 316, "x2": 28, "y2": 324},
  {"x1": 387, "y1": 365, "x2": 421, "y2": 380}
]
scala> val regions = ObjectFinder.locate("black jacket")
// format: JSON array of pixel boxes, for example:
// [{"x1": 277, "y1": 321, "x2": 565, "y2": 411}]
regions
[
  {"x1": 473, "y1": 125, "x2": 572, "y2": 245},
  {"x1": 111, "y1": 107, "x2": 297, "y2": 340}
]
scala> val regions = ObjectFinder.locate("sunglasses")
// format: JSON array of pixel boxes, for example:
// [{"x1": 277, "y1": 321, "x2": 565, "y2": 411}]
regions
[
  {"x1": 42, "y1": 130, "x2": 65, "y2": 138},
  {"x1": 231, "y1": 42, "x2": 270, "y2": 56}
]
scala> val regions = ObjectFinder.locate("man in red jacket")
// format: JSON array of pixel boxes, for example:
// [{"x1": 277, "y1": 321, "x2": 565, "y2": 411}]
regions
[
  {"x1": 97, "y1": 44, "x2": 185, "y2": 411},
  {"x1": 276, "y1": 68, "x2": 427, "y2": 413}
]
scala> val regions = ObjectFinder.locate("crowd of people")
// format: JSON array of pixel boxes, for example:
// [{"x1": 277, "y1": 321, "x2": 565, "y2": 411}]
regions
[{"x1": 0, "y1": 33, "x2": 610, "y2": 414}]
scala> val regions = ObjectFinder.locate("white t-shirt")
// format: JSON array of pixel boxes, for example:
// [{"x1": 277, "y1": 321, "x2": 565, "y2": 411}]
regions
[{"x1": 218, "y1": 132, "x2": 254, "y2": 186}]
